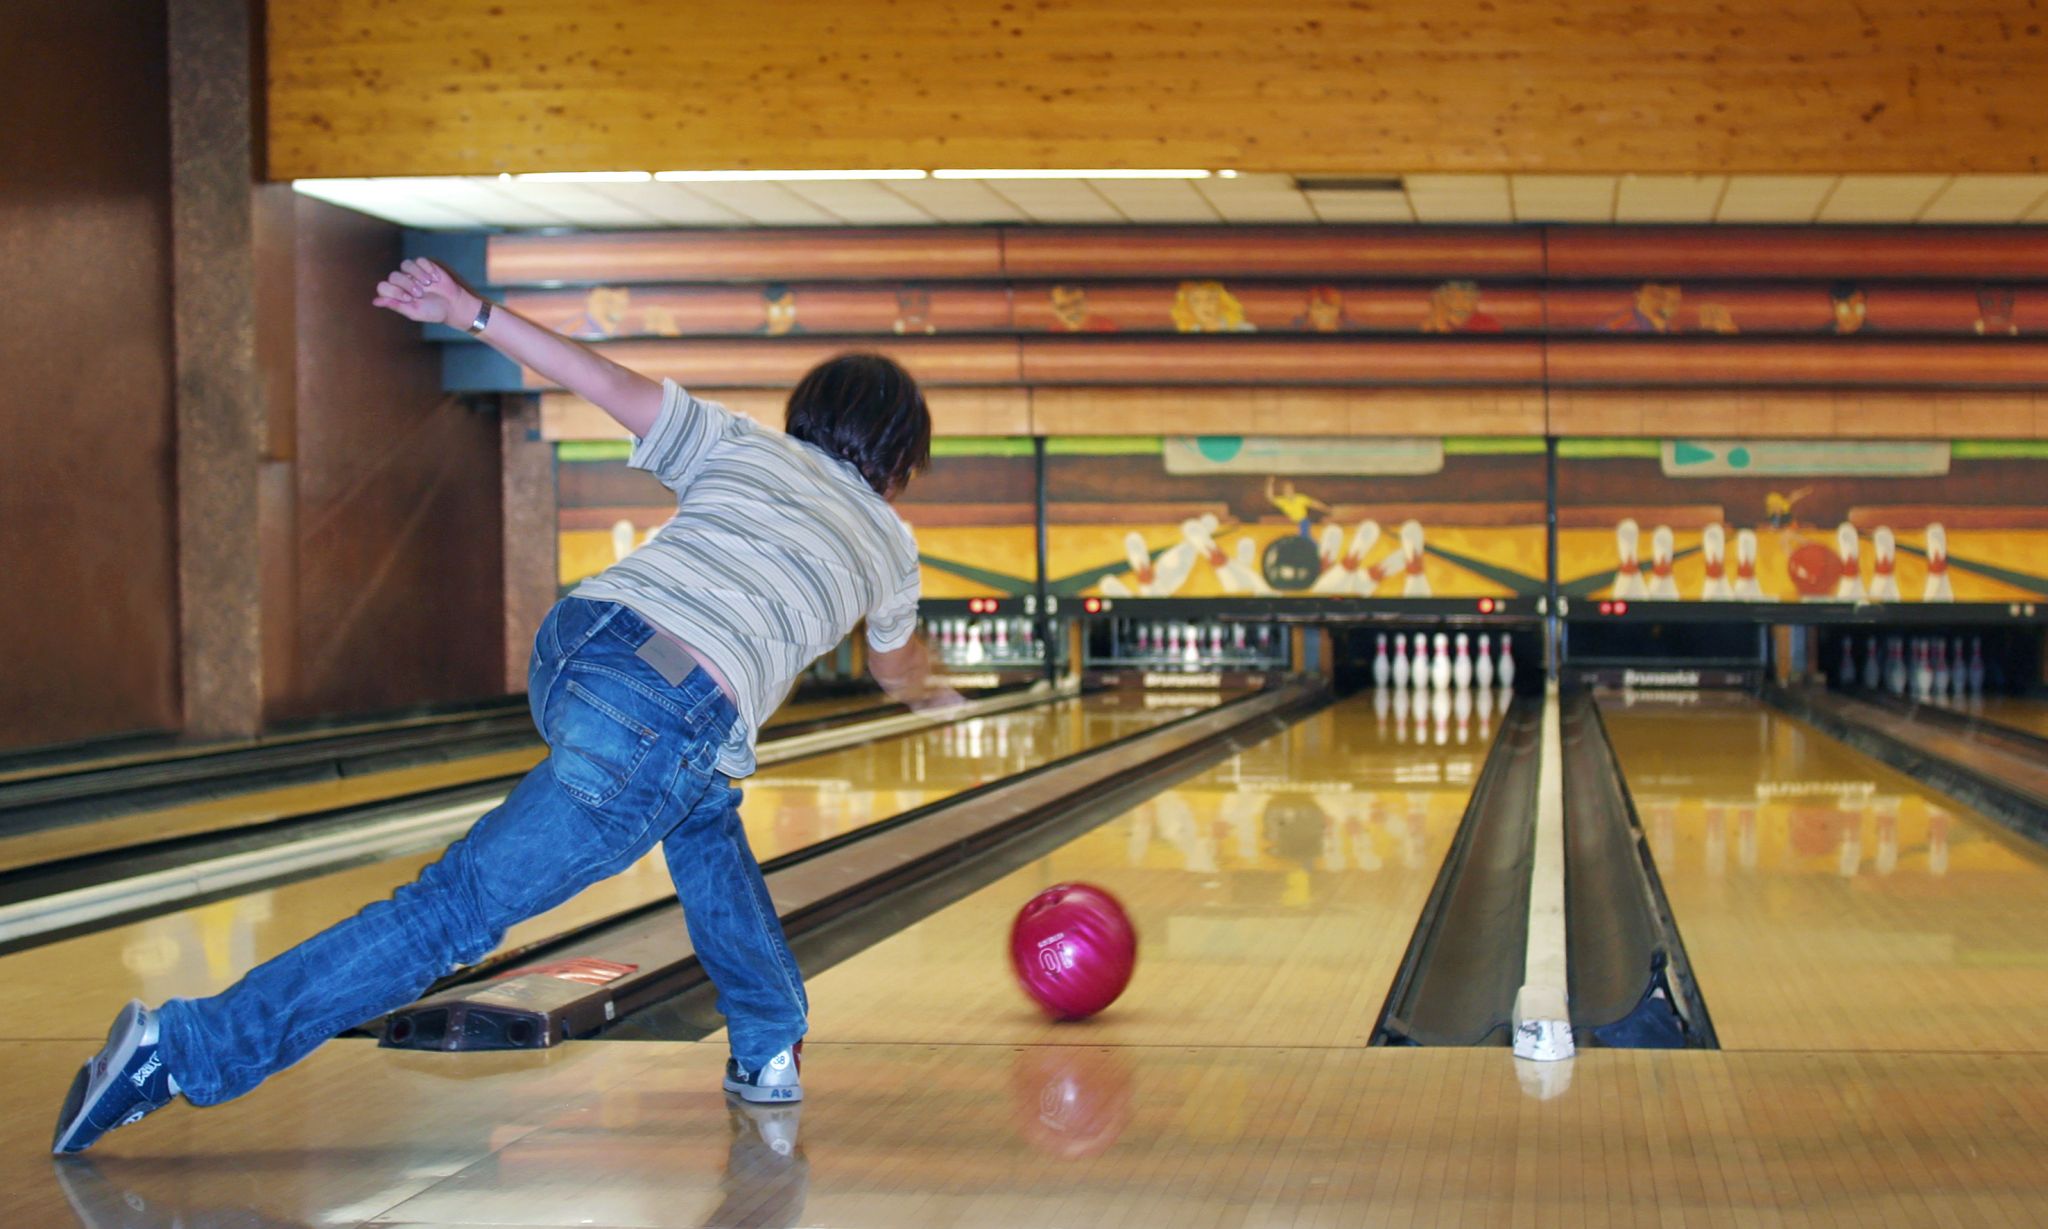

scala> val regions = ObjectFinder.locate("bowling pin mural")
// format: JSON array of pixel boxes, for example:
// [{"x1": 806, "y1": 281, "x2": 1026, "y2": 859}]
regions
[
  {"x1": 1647, "y1": 525, "x2": 1678, "y2": 599},
  {"x1": 1231, "y1": 536, "x2": 1274, "y2": 595},
  {"x1": 1869, "y1": 527, "x2": 1899, "y2": 600},
  {"x1": 1733, "y1": 529, "x2": 1764, "y2": 599},
  {"x1": 1834, "y1": 522, "x2": 1864, "y2": 601},
  {"x1": 1316, "y1": 524, "x2": 1345, "y2": 574},
  {"x1": 1698, "y1": 524, "x2": 1732, "y2": 600},
  {"x1": 1613, "y1": 519, "x2": 1646, "y2": 599},
  {"x1": 610, "y1": 518, "x2": 638, "y2": 562},
  {"x1": 1923, "y1": 523, "x2": 1953, "y2": 601},
  {"x1": 1114, "y1": 529, "x2": 1195, "y2": 597},
  {"x1": 1311, "y1": 521, "x2": 1381, "y2": 595},
  {"x1": 1399, "y1": 521, "x2": 1431, "y2": 596}
]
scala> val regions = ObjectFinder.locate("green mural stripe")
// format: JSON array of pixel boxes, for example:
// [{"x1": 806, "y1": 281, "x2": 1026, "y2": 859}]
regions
[
  {"x1": 1954, "y1": 441, "x2": 2048, "y2": 461},
  {"x1": 931, "y1": 438, "x2": 1036, "y2": 457},
  {"x1": 1556, "y1": 439, "x2": 1662, "y2": 460},
  {"x1": 918, "y1": 554, "x2": 1034, "y2": 595},
  {"x1": 1896, "y1": 546, "x2": 2048, "y2": 597},
  {"x1": 1044, "y1": 437, "x2": 1163, "y2": 456},
  {"x1": 557, "y1": 441, "x2": 633, "y2": 463},
  {"x1": 1443, "y1": 436, "x2": 1547, "y2": 456},
  {"x1": 1421, "y1": 548, "x2": 1548, "y2": 597}
]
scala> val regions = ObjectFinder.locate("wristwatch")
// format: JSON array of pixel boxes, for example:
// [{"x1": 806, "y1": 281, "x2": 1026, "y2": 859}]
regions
[{"x1": 464, "y1": 300, "x2": 494, "y2": 336}]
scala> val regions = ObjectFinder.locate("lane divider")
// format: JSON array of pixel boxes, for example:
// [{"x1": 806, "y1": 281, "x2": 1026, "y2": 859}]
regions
[
  {"x1": 1512, "y1": 679, "x2": 1575, "y2": 1062},
  {"x1": 0, "y1": 681, "x2": 1075, "y2": 947}
]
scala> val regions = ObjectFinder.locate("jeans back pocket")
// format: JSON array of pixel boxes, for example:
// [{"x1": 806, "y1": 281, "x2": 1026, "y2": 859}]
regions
[{"x1": 545, "y1": 674, "x2": 660, "y2": 809}]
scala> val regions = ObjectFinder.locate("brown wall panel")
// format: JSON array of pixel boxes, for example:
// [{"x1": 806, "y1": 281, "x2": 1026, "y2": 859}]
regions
[
  {"x1": 1547, "y1": 389, "x2": 2048, "y2": 439},
  {"x1": 0, "y1": 0, "x2": 180, "y2": 750},
  {"x1": 487, "y1": 229, "x2": 1005, "y2": 285},
  {"x1": 1018, "y1": 338, "x2": 1547, "y2": 385},
  {"x1": 1000, "y1": 229, "x2": 1546, "y2": 278},
  {"x1": 548, "y1": 338, "x2": 1026, "y2": 389},
  {"x1": 270, "y1": 1, "x2": 2048, "y2": 178},
  {"x1": 272, "y1": 196, "x2": 507, "y2": 722},
  {"x1": 1546, "y1": 228, "x2": 2048, "y2": 281},
  {"x1": 1029, "y1": 387, "x2": 1546, "y2": 437},
  {"x1": 504, "y1": 283, "x2": 1017, "y2": 339},
  {"x1": 1547, "y1": 340, "x2": 2048, "y2": 387}
]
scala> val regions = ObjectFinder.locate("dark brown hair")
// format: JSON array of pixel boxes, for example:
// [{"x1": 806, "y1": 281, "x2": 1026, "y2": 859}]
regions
[{"x1": 784, "y1": 352, "x2": 932, "y2": 497}]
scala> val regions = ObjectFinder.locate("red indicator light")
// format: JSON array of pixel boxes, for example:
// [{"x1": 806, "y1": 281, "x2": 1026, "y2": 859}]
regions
[
  {"x1": 1083, "y1": 598, "x2": 1103, "y2": 613},
  {"x1": 1613, "y1": 601, "x2": 1628, "y2": 616},
  {"x1": 1477, "y1": 598, "x2": 1496, "y2": 614},
  {"x1": 1599, "y1": 602, "x2": 1613, "y2": 615}
]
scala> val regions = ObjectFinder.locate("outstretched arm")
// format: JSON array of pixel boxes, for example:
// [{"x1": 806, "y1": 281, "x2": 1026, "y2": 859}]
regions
[
  {"x1": 869, "y1": 638, "x2": 963, "y2": 712},
  {"x1": 374, "y1": 258, "x2": 663, "y2": 438}
]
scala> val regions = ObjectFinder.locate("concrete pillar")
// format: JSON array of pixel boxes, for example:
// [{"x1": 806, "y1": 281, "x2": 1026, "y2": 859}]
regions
[{"x1": 169, "y1": 0, "x2": 266, "y2": 737}]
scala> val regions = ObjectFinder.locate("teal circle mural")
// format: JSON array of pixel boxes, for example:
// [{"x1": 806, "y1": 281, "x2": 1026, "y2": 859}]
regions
[{"x1": 1196, "y1": 436, "x2": 1244, "y2": 463}]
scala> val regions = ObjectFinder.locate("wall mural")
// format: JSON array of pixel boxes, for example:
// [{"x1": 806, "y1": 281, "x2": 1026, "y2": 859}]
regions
[
  {"x1": 499, "y1": 279, "x2": 2040, "y2": 341},
  {"x1": 1556, "y1": 440, "x2": 2048, "y2": 603},
  {"x1": 1045, "y1": 437, "x2": 1548, "y2": 601}
]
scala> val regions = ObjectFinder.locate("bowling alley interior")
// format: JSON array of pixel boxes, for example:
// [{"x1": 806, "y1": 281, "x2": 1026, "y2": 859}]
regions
[{"x1": 9, "y1": 2, "x2": 2048, "y2": 1224}]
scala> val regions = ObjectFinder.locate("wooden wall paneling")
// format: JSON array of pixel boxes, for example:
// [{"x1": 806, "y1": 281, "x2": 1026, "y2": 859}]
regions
[
  {"x1": 269, "y1": 2, "x2": 2048, "y2": 178},
  {"x1": 501, "y1": 396, "x2": 558, "y2": 692},
  {"x1": 1028, "y1": 387, "x2": 1547, "y2": 436},
  {"x1": 1546, "y1": 340, "x2": 2048, "y2": 387},
  {"x1": 1546, "y1": 390, "x2": 2048, "y2": 438},
  {"x1": 486, "y1": 229, "x2": 1005, "y2": 285},
  {"x1": 1545, "y1": 228, "x2": 2048, "y2": 281},
  {"x1": 1001, "y1": 228, "x2": 1545, "y2": 278},
  {"x1": 538, "y1": 338, "x2": 1025, "y2": 389},
  {"x1": 1540, "y1": 283, "x2": 2041, "y2": 336},
  {"x1": 0, "y1": 0, "x2": 180, "y2": 750},
  {"x1": 1011, "y1": 281, "x2": 1549, "y2": 334},
  {"x1": 501, "y1": 283, "x2": 1017, "y2": 338},
  {"x1": 539, "y1": 387, "x2": 1032, "y2": 439},
  {"x1": 1018, "y1": 337, "x2": 1546, "y2": 385}
]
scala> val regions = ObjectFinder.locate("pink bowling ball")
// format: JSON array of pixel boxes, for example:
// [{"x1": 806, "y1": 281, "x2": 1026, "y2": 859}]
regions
[{"x1": 1009, "y1": 882, "x2": 1137, "y2": 1021}]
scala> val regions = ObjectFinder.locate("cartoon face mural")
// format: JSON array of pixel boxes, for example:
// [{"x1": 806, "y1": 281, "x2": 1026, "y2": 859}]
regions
[
  {"x1": 1048, "y1": 284, "x2": 1118, "y2": 332},
  {"x1": 1976, "y1": 285, "x2": 2020, "y2": 336},
  {"x1": 1828, "y1": 282, "x2": 1869, "y2": 335},
  {"x1": 761, "y1": 284, "x2": 800, "y2": 336},
  {"x1": 893, "y1": 285, "x2": 936, "y2": 335},
  {"x1": 1295, "y1": 285, "x2": 1351, "y2": 333},
  {"x1": 1171, "y1": 281, "x2": 1256, "y2": 333},
  {"x1": 1421, "y1": 280, "x2": 1500, "y2": 333}
]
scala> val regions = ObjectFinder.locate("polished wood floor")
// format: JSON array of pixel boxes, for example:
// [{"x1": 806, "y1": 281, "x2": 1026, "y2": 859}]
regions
[
  {"x1": 1602, "y1": 693, "x2": 2048, "y2": 1053},
  {"x1": 8, "y1": 692, "x2": 2048, "y2": 1226},
  {"x1": 0, "y1": 693, "x2": 1181, "y2": 1042},
  {"x1": 1973, "y1": 696, "x2": 2048, "y2": 739}
]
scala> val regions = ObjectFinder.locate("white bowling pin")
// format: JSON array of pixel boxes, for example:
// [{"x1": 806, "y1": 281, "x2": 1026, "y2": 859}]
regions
[
  {"x1": 1613, "y1": 519, "x2": 1646, "y2": 599},
  {"x1": 1399, "y1": 520, "x2": 1431, "y2": 596},
  {"x1": 1699, "y1": 523, "x2": 1732, "y2": 600},
  {"x1": 1834, "y1": 522, "x2": 1863, "y2": 601},
  {"x1": 610, "y1": 518, "x2": 638, "y2": 562},
  {"x1": 1452, "y1": 632, "x2": 1473, "y2": 689},
  {"x1": 1312, "y1": 520, "x2": 1382, "y2": 595},
  {"x1": 1885, "y1": 638, "x2": 1907, "y2": 696},
  {"x1": 1317, "y1": 523, "x2": 1345, "y2": 572},
  {"x1": 1911, "y1": 639, "x2": 1932, "y2": 700},
  {"x1": 1647, "y1": 525, "x2": 1678, "y2": 599},
  {"x1": 1733, "y1": 529, "x2": 1763, "y2": 600},
  {"x1": 1230, "y1": 536, "x2": 1274, "y2": 595},
  {"x1": 1372, "y1": 633, "x2": 1392, "y2": 688},
  {"x1": 1476, "y1": 634, "x2": 1494, "y2": 691},
  {"x1": 1870, "y1": 527, "x2": 1899, "y2": 601},
  {"x1": 1862, "y1": 637, "x2": 1880, "y2": 690},
  {"x1": 1183, "y1": 517, "x2": 1238, "y2": 592},
  {"x1": 1923, "y1": 523, "x2": 1953, "y2": 601},
  {"x1": 1430, "y1": 632, "x2": 1452, "y2": 691},
  {"x1": 1411, "y1": 633, "x2": 1429, "y2": 686},
  {"x1": 1932, "y1": 639, "x2": 1951, "y2": 700},
  {"x1": 1392, "y1": 632, "x2": 1412, "y2": 688},
  {"x1": 1497, "y1": 634, "x2": 1516, "y2": 690}
]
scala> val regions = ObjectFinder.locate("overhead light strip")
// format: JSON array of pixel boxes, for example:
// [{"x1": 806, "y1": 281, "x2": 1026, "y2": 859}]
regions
[{"x1": 931, "y1": 168, "x2": 1213, "y2": 180}]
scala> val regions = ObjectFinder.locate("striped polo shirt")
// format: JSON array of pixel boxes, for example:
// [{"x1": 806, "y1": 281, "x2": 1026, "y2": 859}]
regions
[{"x1": 572, "y1": 380, "x2": 923, "y2": 776}]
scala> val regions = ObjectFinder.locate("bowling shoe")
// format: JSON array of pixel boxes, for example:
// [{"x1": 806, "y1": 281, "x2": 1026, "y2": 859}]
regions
[
  {"x1": 723, "y1": 1041, "x2": 802, "y2": 1103},
  {"x1": 51, "y1": 1000, "x2": 179, "y2": 1154}
]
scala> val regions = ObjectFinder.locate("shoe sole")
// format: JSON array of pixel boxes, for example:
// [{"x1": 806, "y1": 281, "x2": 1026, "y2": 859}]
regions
[
  {"x1": 721, "y1": 1077, "x2": 802, "y2": 1104},
  {"x1": 51, "y1": 1001, "x2": 147, "y2": 1154}
]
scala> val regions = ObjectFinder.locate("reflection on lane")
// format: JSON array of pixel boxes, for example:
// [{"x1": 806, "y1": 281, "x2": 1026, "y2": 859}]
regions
[
  {"x1": 803, "y1": 693, "x2": 1497, "y2": 1050},
  {"x1": 1970, "y1": 697, "x2": 2048, "y2": 741},
  {"x1": 1601, "y1": 693, "x2": 2048, "y2": 1053},
  {"x1": 2, "y1": 691, "x2": 1213, "y2": 1041}
]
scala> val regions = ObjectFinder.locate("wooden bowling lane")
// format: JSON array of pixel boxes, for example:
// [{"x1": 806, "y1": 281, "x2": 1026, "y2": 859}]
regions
[
  {"x1": 800, "y1": 690, "x2": 1500, "y2": 1050},
  {"x1": 1971, "y1": 696, "x2": 2048, "y2": 740},
  {"x1": 10, "y1": 1043, "x2": 2048, "y2": 1227},
  {"x1": 0, "y1": 689, "x2": 892, "y2": 876},
  {"x1": 1600, "y1": 694, "x2": 2048, "y2": 1053},
  {"x1": 0, "y1": 692, "x2": 1199, "y2": 1043}
]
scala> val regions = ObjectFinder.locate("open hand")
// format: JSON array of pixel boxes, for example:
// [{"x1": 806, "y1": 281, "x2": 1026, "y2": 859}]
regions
[{"x1": 373, "y1": 258, "x2": 482, "y2": 326}]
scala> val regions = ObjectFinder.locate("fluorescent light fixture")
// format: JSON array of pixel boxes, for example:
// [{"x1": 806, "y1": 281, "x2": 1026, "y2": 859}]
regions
[
  {"x1": 654, "y1": 169, "x2": 929, "y2": 182},
  {"x1": 1217, "y1": 169, "x2": 1240, "y2": 179},
  {"x1": 931, "y1": 168, "x2": 1213, "y2": 180},
  {"x1": 506, "y1": 171, "x2": 654, "y2": 183}
]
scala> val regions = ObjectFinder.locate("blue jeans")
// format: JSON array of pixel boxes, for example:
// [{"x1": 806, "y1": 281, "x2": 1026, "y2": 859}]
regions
[{"x1": 160, "y1": 598, "x2": 809, "y2": 1105}]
